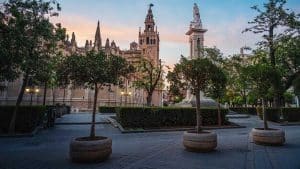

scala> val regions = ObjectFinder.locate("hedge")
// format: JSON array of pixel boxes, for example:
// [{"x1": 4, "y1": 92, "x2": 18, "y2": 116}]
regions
[
  {"x1": 99, "y1": 106, "x2": 117, "y2": 114},
  {"x1": 229, "y1": 107, "x2": 257, "y2": 115},
  {"x1": 258, "y1": 108, "x2": 300, "y2": 122},
  {"x1": 282, "y1": 108, "x2": 300, "y2": 122},
  {"x1": 116, "y1": 107, "x2": 229, "y2": 128},
  {"x1": 0, "y1": 105, "x2": 47, "y2": 134}
]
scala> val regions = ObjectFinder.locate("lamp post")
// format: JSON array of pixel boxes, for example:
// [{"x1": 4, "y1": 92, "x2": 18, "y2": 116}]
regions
[
  {"x1": 25, "y1": 87, "x2": 40, "y2": 106},
  {"x1": 121, "y1": 91, "x2": 132, "y2": 106}
]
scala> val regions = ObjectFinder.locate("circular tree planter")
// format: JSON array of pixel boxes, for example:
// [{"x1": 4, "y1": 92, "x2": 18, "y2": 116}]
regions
[
  {"x1": 251, "y1": 128, "x2": 285, "y2": 146},
  {"x1": 70, "y1": 136, "x2": 112, "y2": 163},
  {"x1": 183, "y1": 131, "x2": 217, "y2": 152}
]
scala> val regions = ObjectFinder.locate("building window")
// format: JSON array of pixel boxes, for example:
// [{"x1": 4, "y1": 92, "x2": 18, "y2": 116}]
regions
[
  {"x1": 146, "y1": 37, "x2": 149, "y2": 44},
  {"x1": 197, "y1": 38, "x2": 200, "y2": 49},
  {"x1": 140, "y1": 39, "x2": 142, "y2": 45},
  {"x1": 153, "y1": 39, "x2": 156, "y2": 44}
]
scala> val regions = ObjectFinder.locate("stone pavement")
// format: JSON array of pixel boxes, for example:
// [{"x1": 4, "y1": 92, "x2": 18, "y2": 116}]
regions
[
  {"x1": 0, "y1": 113, "x2": 299, "y2": 169},
  {"x1": 55, "y1": 113, "x2": 109, "y2": 124}
]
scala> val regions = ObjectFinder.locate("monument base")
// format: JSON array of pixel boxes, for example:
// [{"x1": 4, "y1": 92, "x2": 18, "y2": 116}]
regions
[{"x1": 175, "y1": 94, "x2": 218, "y2": 108}]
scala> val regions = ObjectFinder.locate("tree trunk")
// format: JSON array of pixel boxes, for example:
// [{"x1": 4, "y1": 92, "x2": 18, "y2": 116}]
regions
[
  {"x1": 269, "y1": 27, "x2": 275, "y2": 67},
  {"x1": 43, "y1": 82, "x2": 47, "y2": 106},
  {"x1": 63, "y1": 88, "x2": 66, "y2": 104},
  {"x1": 262, "y1": 98, "x2": 269, "y2": 130},
  {"x1": 9, "y1": 74, "x2": 29, "y2": 133},
  {"x1": 195, "y1": 90, "x2": 202, "y2": 133},
  {"x1": 90, "y1": 83, "x2": 98, "y2": 138},
  {"x1": 146, "y1": 93, "x2": 152, "y2": 107},
  {"x1": 52, "y1": 87, "x2": 55, "y2": 105},
  {"x1": 217, "y1": 97, "x2": 222, "y2": 126}
]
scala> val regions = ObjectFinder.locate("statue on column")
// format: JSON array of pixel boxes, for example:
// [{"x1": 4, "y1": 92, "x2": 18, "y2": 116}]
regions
[
  {"x1": 191, "y1": 3, "x2": 202, "y2": 29},
  {"x1": 193, "y1": 3, "x2": 200, "y2": 23}
]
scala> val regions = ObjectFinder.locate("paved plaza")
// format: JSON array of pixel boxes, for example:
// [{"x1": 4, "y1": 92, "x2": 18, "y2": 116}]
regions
[{"x1": 0, "y1": 113, "x2": 299, "y2": 169}]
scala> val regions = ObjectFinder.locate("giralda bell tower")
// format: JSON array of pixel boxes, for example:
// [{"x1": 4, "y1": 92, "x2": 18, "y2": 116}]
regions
[{"x1": 138, "y1": 4, "x2": 160, "y2": 65}]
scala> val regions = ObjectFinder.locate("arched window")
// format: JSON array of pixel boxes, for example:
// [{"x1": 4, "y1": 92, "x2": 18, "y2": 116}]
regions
[
  {"x1": 197, "y1": 38, "x2": 200, "y2": 49},
  {"x1": 146, "y1": 37, "x2": 149, "y2": 44}
]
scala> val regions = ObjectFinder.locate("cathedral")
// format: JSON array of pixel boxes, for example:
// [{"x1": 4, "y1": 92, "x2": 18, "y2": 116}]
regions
[{"x1": 0, "y1": 5, "x2": 162, "y2": 110}]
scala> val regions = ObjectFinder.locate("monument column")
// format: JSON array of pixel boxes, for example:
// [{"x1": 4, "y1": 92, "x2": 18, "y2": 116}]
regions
[
  {"x1": 186, "y1": 3, "x2": 207, "y2": 59},
  {"x1": 185, "y1": 3, "x2": 207, "y2": 102}
]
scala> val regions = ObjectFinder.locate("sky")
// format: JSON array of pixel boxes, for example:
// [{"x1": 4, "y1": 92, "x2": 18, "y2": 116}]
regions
[{"x1": 50, "y1": 0, "x2": 300, "y2": 66}]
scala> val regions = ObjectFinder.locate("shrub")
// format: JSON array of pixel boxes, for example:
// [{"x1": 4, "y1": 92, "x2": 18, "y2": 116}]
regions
[
  {"x1": 258, "y1": 108, "x2": 300, "y2": 122},
  {"x1": 282, "y1": 108, "x2": 300, "y2": 122},
  {"x1": 116, "y1": 107, "x2": 229, "y2": 128},
  {"x1": 0, "y1": 105, "x2": 47, "y2": 133},
  {"x1": 99, "y1": 106, "x2": 117, "y2": 113},
  {"x1": 230, "y1": 107, "x2": 257, "y2": 115}
]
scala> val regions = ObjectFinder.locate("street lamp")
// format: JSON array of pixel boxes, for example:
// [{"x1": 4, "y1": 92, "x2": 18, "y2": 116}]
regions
[
  {"x1": 121, "y1": 91, "x2": 132, "y2": 106},
  {"x1": 25, "y1": 87, "x2": 40, "y2": 105}
]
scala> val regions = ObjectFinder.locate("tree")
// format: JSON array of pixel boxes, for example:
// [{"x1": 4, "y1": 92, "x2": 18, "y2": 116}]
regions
[
  {"x1": 56, "y1": 56, "x2": 71, "y2": 104},
  {"x1": 133, "y1": 58, "x2": 163, "y2": 106},
  {"x1": 171, "y1": 57, "x2": 218, "y2": 133},
  {"x1": 166, "y1": 70, "x2": 184, "y2": 104},
  {"x1": 0, "y1": 0, "x2": 63, "y2": 133},
  {"x1": 205, "y1": 67, "x2": 227, "y2": 126},
  {"x1": 245, "y1": 63, "x2": 281, "y2": 129},
  {"x1": 33, "y1": 24, "x2": 66, "y2": 105},
  {"x1": 275, "y1": 36, "x2": 300, "y2": 92},
  {"x1": 63, "y1": 51, "x2": 132, "y2": 138},
  {"x1": 243, "y1": 0, "x2": 300, "y2": 107}
]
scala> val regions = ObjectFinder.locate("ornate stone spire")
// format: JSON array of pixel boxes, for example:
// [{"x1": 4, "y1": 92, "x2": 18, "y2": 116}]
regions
[
  {"x1": 70, "y1": 32, "x2": 77, "y2": 47},
  {"x1": 111, "y1": 40, "x2": 116, "y2": 48},
  {"x1": 144, "y1": 3, "x2": 155, "y2": 32},
  {"x1": 94, "y1": 20, "x2": 102, "y2": 51},
  {"x1": 85, "y1": 40, "x2": 89, "y2": 50},
  {"x1": 105, "y1": 38, "x2": 110, "y2": 49}
]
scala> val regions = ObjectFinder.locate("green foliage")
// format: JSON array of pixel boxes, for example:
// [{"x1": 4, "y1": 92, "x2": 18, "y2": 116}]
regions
[
  {"x1": 282, "y1": 108, "x2": 300, "y2": 122},
  {"x1": 0, "y1": 0, "x2": 65, "y2": 133},
  {"x1": 258, "y1": 108, "x2": 300, "y2": 122},
  {"x1": 99, "y1": 106, "x2": 117, "y2": 114},
  {"x1": 63, "y1": 51, "x2": 132, "y2": 88},
  {"x1": 0, "y1": 105, "x2": 46, "y2": 133},
  {"x1": 206, "y1": 66, "x2": 227, "y2": 100},
  {"x1": 0, "y1": 0, "x2": 63, "y2": 79},
  {"x1": 283, "y1": 91, "x2": 295, "y2": 104},
  {"x1": 245, "y1": 63, "x2": 281, "y2": 99},
  {"x1": 62, "y1": 50, "x2": 132, "y2": 137},
  {"x1": 166, "y1": 70, "x2": 184, "y2": 103},
  {"x1": 276, "y1": 36, "x2": 300, "y2": 92},
  {"x1": 116, "y1": 107, "x2": 229, "y2": 128},
  {"x1": 243, "y1": 0, "x2": 300, "y2": 65},
  {"x1": 132, "y1": 58, "x2": 163, "y2": 106}
]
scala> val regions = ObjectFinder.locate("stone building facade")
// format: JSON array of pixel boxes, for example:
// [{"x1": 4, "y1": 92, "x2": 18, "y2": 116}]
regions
[{"x1": 0, "y1": 5, "x2": 162, "y2": 111}]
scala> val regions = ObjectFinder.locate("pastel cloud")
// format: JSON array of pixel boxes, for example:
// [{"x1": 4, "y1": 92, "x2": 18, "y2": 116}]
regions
[
  {"x1": 51, "y1": 14, "x2": 139, "y2": 49},
  {"x1": 50, "y1": 12, "x2": 261, "y2": 66}
]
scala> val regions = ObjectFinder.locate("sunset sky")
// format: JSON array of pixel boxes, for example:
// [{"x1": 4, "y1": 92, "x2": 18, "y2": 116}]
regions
[{"x1": 51, "y1": 0, "x2": 300, "y2": 66}]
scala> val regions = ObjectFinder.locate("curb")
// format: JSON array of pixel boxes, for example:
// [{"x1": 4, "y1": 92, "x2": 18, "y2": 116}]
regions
[
  {"x1": 0, "y1": 126, "x2": 43, "y2": 138},
  {"x1": 55, "y1": 121, "x2": 110, "y2": 125},
  {"x1": 107, "y1": 117, "x2": 245, "y2": 134},
  {"x1": 226, "y1": 114, "x2": 250, "y2": 118}
]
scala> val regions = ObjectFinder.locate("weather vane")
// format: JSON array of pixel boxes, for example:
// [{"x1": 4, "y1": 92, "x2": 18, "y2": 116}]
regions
[{"x1": 149, "y1": 3, "x2": 154, "y2": 9}]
